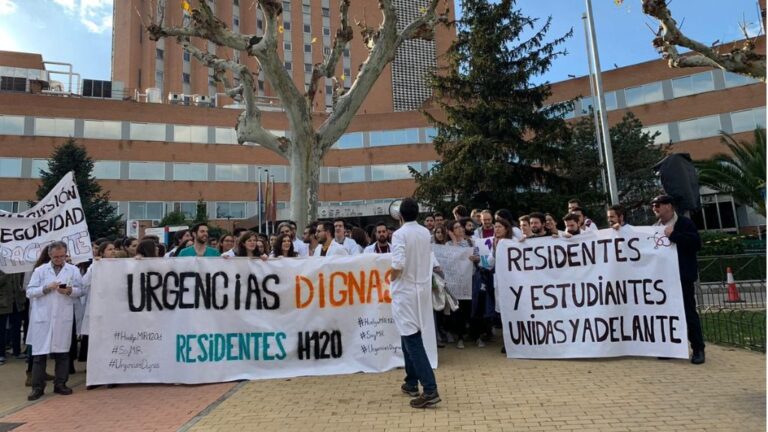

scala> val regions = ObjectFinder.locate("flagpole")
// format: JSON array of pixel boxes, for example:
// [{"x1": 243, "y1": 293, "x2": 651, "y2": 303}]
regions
[
  {"x1": 265, "y1": 169, "x2": 270, "y2": 236},
  {"x1": 271, "y1": 174, "x2": 276, "y2": 234},
  {"x1": 257, "y1": 167, "x2": 262, "y2": 234}
]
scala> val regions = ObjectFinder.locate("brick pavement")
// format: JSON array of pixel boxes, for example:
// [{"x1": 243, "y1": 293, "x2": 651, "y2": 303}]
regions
[{"x1": 0, "y1": 340, "x2": 764, "y2": 432}]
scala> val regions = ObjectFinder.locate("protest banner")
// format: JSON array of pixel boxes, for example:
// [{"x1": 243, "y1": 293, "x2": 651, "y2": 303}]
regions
[
  {"x1": 431, "y1": 244, "x2": 473, "y2": 300},
  {"x1": 86, "y1": 254, "x2": 437, "y2": 385},
  {"x1": 496, "y1": 227, "x2": 689, "y2": 359},
  {"x1": 0, "y1": 171, "x2": 93, "y2": 273}
]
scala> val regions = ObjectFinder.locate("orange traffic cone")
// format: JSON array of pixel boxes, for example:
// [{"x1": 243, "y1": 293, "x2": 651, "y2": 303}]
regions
[{"x1": 725, "y1": 267, "x2": 744, "y2": 303}]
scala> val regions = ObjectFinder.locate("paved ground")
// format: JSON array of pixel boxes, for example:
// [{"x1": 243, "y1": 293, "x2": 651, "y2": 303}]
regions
[{"x1": 0, "y1": 340, "x2": 764, "y2": 432}]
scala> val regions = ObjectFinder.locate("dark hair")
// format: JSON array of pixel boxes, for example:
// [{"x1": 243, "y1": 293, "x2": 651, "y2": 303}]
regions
[
  {"x1": 424, "y1": 214, "x2": 434, "y2": 220},
  {"x1": 351, "y1": 227, "x2": 369, "y2": 248},
  {"x1": 140, "y1": 234, "x2": 160, "y2": 243},
  {"x1": 274, "y1": 233, "x2": 298, "y2": 257},
  {"x1": 333, "y1": 218, "x2": 346, "y2": 227},
  {"x1": 433, "y1": 212, "x2": 444, "y2": 219},
  {"x1": 235, "y1": 231, "x2": 259, "y2": 257},
  {"x1": 218, "y1": 234, "x2": 234, "y2": 253},
  {"x1": 135, "y1": 239, "x2": 158, "y2": 258},
  {"x1": 608, "y1": 204, "x2": 625, "y2": 218},
  {"x1": 113, "y1": 237, "x2": 125, "y2": 249},
  {"x1": 563, "y1": 213, "x2": 581, "y2": 224},
  {"x1": 453, "y1": 205, "x2": 469, "y2": 218},
  {"x1": 34, "y1": 245, "x2": 51, "y2": 268},
  {"x1": 232, "y1": 227, "x2": 247, "y2": 238},
  {"x1": 172, "y1": 239, "x2": 194, "y2": 256},
  {"x1": 460, "y1": 217, "x2": 474, "y2": 236},
  {"x1": 173, "y1": 229, "x2": 188, "y2": 245},
  {"x1": 529, "y1": 212, "x2": 546, "y2": 224},
  {"x1": 495, "y1": 209, "x2": 515, "y2": 224},
  {"x1": 319, "y1": 221, "x2": 334, "y2": 235},
  {"x1": 277, "y1": 222, "x2": 292, "y2": 234},
  {"x1": 518, "y1": 214, "x2": 530, "y2": 223},
  {"x1": 568, "y1": 198, "x2": 582, "y2": 206},
  {"x1": 97, "y1": 241, "x2": 113, "y2": 257},
  {"x1": 400, "y1": 198, "x2": 419, "y2": 222},
  {"x1": 494, "y1": 218, "x2": 513, "y2": 239},
  {"x1": 191, "y1": 223, "x2": 208, "y2": 236},
  {"x1": 570, "y1": 207, "x2": 583, "y2": 214},
  {"x1": 157, "y1": 243, "x2": 166, "y2": 256},
  {"x1": 122, "y1": 237, "x2": 137, "y2": 249}
]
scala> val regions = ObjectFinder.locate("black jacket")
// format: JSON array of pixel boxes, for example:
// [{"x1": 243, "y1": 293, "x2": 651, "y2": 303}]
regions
[{"x1": 668, "y1": 215, "x2": 701, "y2": 284}]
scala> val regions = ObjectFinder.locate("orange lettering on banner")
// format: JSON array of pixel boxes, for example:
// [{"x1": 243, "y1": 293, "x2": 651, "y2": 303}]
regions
[{"x1": 294, "y1": 269, "x2": 392, "y2": 309}]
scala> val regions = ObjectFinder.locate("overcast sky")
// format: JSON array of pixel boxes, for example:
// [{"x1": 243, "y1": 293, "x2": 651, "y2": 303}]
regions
[{"x1": 0, "y1": 0, "x2": 763, "y2": 84}]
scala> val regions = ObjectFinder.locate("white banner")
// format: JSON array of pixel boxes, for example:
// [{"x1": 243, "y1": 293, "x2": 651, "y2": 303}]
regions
[
  {"x1": 0, "y1": 172, "x2": 93, "y2": 273},
  {"x1": 496, "y1": 227, "x2": 689, "y2": 359},
  {"x1": 86, "y1": 255, "x2": 437, "y2": 385},
  {"x1": 432, "y1": 244, "x2": 473, "y2": 300}
]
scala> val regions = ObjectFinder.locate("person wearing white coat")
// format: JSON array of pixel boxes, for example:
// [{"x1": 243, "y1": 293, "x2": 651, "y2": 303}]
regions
[
  {"x1": 313, "y1": 221, "x2": 350, "y2": 257},
  {"x1": 390, "y1": 198, "x2": 441, "y2": 409},
  {"x1": 26, "y1": 241, "x2": 84, "y2": 401}
]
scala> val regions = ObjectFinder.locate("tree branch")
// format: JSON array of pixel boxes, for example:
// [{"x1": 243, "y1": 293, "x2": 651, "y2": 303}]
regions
[
  {"x1": 642, "y1": 0, "x2": 765, "y2": 82},
  {"x1": 307, "y1": 0, "x2": 354, "y2": 105}
]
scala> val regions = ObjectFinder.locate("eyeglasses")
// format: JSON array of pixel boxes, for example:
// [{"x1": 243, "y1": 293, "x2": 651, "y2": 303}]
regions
[{"x1": 651, "y1": 203, "x2": 662, "y2": 208}]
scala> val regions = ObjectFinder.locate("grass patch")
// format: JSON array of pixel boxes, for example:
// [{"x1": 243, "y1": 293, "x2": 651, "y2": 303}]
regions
[{"x1": 700, "y1": 309, "x2": 766, "y2": 352}]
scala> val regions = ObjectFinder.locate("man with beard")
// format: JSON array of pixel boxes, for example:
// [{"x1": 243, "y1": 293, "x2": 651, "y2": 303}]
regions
[
  {"x1": 652, "y1": 195, "x2": 705, "y2": 364},
  {"x1": 315, "y1": 221, "x2": 349, "y2": 257},
  {"x1": 567, "y1": 199, "x2": 598, "y2": 233},
  {"x1": 527, "y1": 213, "x2": 549, "y2": 238},
  {"x1": 607, "y1": 204, "x2": 633, "y2": 231},
  {"x1": 561, "y1": 213, "x2": 582, "y2": 237},
  {"x1": 423, "y1": 215, "x2": 435, "y2": 233},
  {"x1": 303, "y1": 223, "x2": 319, "y2": 256},
  {"x1": 364, "y1": 222, "x2": 391, "y2": 254},
  {"x1": 177, "y1": 223, "x2": 220, "y2": 256}
]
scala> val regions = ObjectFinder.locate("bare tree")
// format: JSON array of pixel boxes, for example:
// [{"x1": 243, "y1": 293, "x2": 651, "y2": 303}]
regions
[
  {"x1": 639, "y1": 0, "x2": 765, "y2": 82},
  {"x1": 147, "y1": 0, "x2": 449, "y2": 225}
]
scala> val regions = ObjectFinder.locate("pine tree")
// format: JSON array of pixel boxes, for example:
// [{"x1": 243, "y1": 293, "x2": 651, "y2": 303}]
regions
[
  {"x1": 413, "y1": 0, "x2": 573, "y2": 216},
  {"x1": 36, "y1": 138, "x2": 122, "y2": 239},
  {"x1": 192, "y1": 198, "x2": 209, "y2": 225}
]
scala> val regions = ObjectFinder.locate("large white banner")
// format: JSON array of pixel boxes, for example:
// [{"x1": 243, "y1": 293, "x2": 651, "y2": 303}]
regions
[
  {"x1": 496, "y1": 227, "x2": 689, "y2": 359},
  {"x1": 0, "y1": 172, "x2": 93, "y2": 273},
  {"x1": 432, "y1": 244, "x2": 473, "y2": 300},
  {"x1": 86, "y1": 255, "x2": 437, "y2": 385}
]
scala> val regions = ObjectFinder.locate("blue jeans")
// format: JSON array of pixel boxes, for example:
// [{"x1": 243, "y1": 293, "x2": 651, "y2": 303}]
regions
[{"x1": 401, "y1": 331, "x2": 437, "y2": 394}]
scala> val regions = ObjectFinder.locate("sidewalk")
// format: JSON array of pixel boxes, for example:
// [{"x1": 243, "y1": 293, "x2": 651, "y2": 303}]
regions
[{"x1": 0, "y1": 340, "x2": 764, "y2": 431}]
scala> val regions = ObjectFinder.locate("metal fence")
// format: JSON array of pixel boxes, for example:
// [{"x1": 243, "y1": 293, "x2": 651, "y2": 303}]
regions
[{"x1": 695, "y1": 254, "x2": 766, "y2": 352}]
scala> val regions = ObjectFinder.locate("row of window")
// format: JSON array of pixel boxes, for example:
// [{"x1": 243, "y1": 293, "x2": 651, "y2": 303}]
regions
[
  {"x1": 0, "y1": 158, "x2": 426, "y2": 184},
  {"x1": 573, "y1": 70, "x2": 760, "y2": 118},
  {"x1": 0, "y1": 116, "x2": 433, "y2": 148},
  {"x1": 641, "y1": 107, "x2": 766, "y2": 144}
]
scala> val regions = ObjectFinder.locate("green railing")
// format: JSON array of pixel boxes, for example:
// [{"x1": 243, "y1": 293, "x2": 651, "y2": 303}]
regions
[
  {"x1": 697, "y1": 254, "x2": 766, "y2": 283},
  {"x1": 700, "y1": 308, "x2": 766, "y2": 353}
]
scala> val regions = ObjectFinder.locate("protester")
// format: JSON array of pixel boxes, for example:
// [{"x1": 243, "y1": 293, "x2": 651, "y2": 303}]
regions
[
  {"x1": 269, "y1": 234, "x2": 278, "y2": 253},
  {"x1": 447, "y1": 219, "x2": 480, "y2": 349},
  {"x1": 423, "y1": 214, "x2": 435, "y2": 233},
  {"x1": 274, "y1": 233, "x2": 299, "y2": 258},
  {"x1": 177, "y1": 223, "x2": 220, "y2": 257},
  {"x1": 208, "y1": 237, "x2": 219, "y2": 250},
  {"x1": 518, "y1": 215, "x2": 532, "y2": 237},
  {"x1": 561, "y1": 213, "x2": 582, "y2": 237},
  {"x1": 391, "y1": 198, "x2": 441, "y2": 408},
  {"x1": 652, "y1": 195, "x2": 705, "y2": 364},
  {"x1": 164, "y1": 230, "x2": 191, "y2": 257},
  {"x1": 433, "y1": 212, "x2": 445, "y2": 227},
  {"x1": 123, "y1": 237, "x2": 139, "y2": 257},
  {"x1": 333, "y1": 219, "x2": 360, "y2": 255},
  {"x1": 112, "y1": 237, "x2": 126, "y2": 258},
  {"x1": 492, "y1": 217, "x2": 514, "y2": 353},
  {"x1": 315, "y1": 221, "x2": 349, "y2": 256},
  {"x1": 607, "y1": 204, "x2": 632, "y2": 231},
  {"x1": 172, "y1": 239, "x2": 194, "y2": 257},
  {"x1": 351, "y1": 227, "x2": 369, "y2": 254},
  {"x1": 79, "y1": 241, "x2": 116, "y2": 362},
  {"x1": 528, "y1": 212, "x2": 548, "y2": 238},
  {"x1": 544, "y1": 213, "x2": 559, "y2": 236},
  {"x1": 218, "y1": 234, "x2": 235, "y2": 254},
  {"x1": 432, "y1": 224, "x2": 448, "y2": 245},
  {"x1": 303, "y1": 223, "x2": 319, "y2": 256},
  {"x1": 26, "y1": 241, "x2": 84, "y2": 401},
  {"x1": 364, "y1": 222, "x2": 391, "y2": 253},
  {"x1": 278, "y1": 222, "x2": 308, "y2": 257},
  {"x1": 0, "y1": 271, "x2": 25, "y2": 365},
  {"x1": 568, "y1": 199, "x2": 598, "y2": 233},
  {"x1": 255, "y1": 237, "x2": 270, "y2": 258},
  {"x1": 135, "y1": 239, "x2": 159, "y2": 258},
  {"x1": 470, "y1": 208, "x2": 482, "y2": 228},
  {"x1": 452, "y1": 204, "x2": 469, "y2": 221},
  {"x1": 473, "y1": 210, "x2": 494, "y2": 241}
]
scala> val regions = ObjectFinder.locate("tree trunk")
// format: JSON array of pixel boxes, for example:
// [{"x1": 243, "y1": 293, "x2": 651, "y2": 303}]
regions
[{"x1": 288, "y1": 132, "x2": 322, "y2": 227}]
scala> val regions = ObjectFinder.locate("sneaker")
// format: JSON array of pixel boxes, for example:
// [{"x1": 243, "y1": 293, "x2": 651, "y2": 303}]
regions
[
  {"x1": 476, "y1": 338, "x2": 486, "y2": 348},
  {"x1": 456, "y1": 340, "x2": 465, "y2": 349},
  {"x1": 401, "y1": 383, "x2": 419, "y2": 397},
  {"x1": 410, "y1": 392, "x2": 441, "y2": 408}
]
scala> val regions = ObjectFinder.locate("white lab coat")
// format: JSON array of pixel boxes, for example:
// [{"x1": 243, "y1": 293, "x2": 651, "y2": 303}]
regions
[
  {"x1": 390, "y1": 221, "x2": 433, "y2": 337},
  {"x1": 363, "y1": 242, "x2": 391, "y2": 254},
  {"x1": 26, "y1": 262, "x2": 84, "y2": 355},
  {"x1": 336, "y1": 237, "x2": 361, "y2": 255},
  {"x1": 313, "y1": 241, "x2": 349, "y2": 257},
  {"x1": 293, "y1": 239, "x2": 309, "y2": 257}
]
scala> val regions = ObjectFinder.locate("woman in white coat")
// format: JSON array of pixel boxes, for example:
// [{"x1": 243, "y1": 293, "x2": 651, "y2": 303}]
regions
[{"x1": 26, "y1": 241, "x2": 84, "y2": 401}]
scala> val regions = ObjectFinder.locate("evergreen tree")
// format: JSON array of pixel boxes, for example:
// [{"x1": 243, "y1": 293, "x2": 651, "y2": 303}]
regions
[
  {"x1": 413, "y1": 0, "x2": 573, "y2": 216},
  {"x1": 561, "y1": 112, "x2": 668, "y2": 225},
  {"x1": 159, "y1": 210, "x2": 187, "y2": 227},
  {"x1": 36, "y1": 139, "x2": 122, "y2": 239},
  {"x1": 192, "y1": 198, "x2": 209, "y2": 225}
]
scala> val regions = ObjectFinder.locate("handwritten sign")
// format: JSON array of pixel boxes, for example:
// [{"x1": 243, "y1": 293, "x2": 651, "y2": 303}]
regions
[
  {"x1": 431, "y1": 244, "x2": 473, "y2": 300},
  {"x1": 86, "y1": 254, "x2": 437, "y2": 385},
  {"x1": 0, "y1": 172, "x2": 93, "y2": 273},
  {"x1": 496, "y1": 227, "x2": 689, "y2": 359}
]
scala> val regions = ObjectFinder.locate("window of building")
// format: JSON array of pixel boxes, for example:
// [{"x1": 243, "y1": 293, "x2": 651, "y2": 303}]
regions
[
  {"x1": 325, "y1": 85, "x2": 333, "y2": 94},
  {"x1": 284, "y1": 42, "x2": 292, "y2": 51},
  {"x1": 156, "y1": 48, "x2": 164, "y2": 60},
  {"x1": 128, "y1": 161, "x2": 165, "y2": 180},
  {"x1": 265, "y1": 165, "x2": 288, "y2": 182},
  {"x1": 0, "y1": 76, "x2": 26, "y2": 92},
  {"x1": 322, "y1": 7, "x2": 330, "y2": 17},
  {"x1": 304, "y1": 63, "x2": 313, "y2": 73},
  {"x1": 302, "y1": 4, "x2": 311, "y2": 14},
  {"x1": 128, "y1": 202, "x2": 165, "y2": 220},
  {"x1": 0, "y1": 201, "x2": 19, "y2": 213},
  {"x1": 173, "y1": 163, "x2": 208, "y2": 181},
  {"x1": 282, "y1": 1, "x2": 290, "y2": 12},
  {"x1": 215, "y1": 164, "x2": 248, "y2": 181},
  {"x1": 323, "y1": 47, "x2": 331, "y2": 56},
  {"x1": 724, "y1": 71, "x2": 759, "y2": 88},
  {"x1": 303, "y1": 24, "x2": 311, "y2": 33},
  {"x1": 233, "y1": 17, "x2": 239, "y2": 26},
  {"x1": 425, "y1": 127, "x2": 438, "y2": 141},
  {"x1": 83, "y1": 120, "x2": 122, "y2": 140},
  {"x1": 0, "y1": 115, "x2": 24, "y2": 135},
  {"x1": 369, "y1": 128, "x2": 420, "y2": 147},
  {"x1": 323, "y1": 27, "x2": 330, "y2": 36},
  {"x1": 343, "y1": 67, "x2": 350, "y2": 77},
  {"x1": 216, "y1": 202, "x2": 246, "y2": 219},
  {"x1": 34, "y1": 118, "x2": 75, "y2": 137},
  {"x1": 182, "y1": 73, "x2": 190, "y2": 84},
  {"x1": 343, "y1": 48, "x2": 349, "y2": 57},
  {"x1": 371, "y1": 163, "x2": 413, "y2": 181},
  {"x1": 174, "y1": 202, "x2": 200, "y2": 219},
  {"x1": 641, "y1": 123, "x2": 671, "y2": 145},
  {"x1": 677, "y1": 115, "x2": 722, "y2": 141},
  {"x1": 333, "y1": 132, "x2": 363, "y2": 149},
  {"x1": 183, "y1": 51, "x2": 191, "y2": 62},
  {"x1": 624, "y1": 82, "x2": 663, "y2": 107},
  {"x1": 285, "y1": 61, "x2": 292, "y2": 71},
  {"x1": 130, "y1": 122, "x2": 166, "y2": 141},
  {"x1": 731, "y1": 107, "x2": 767, "y2": 133},
  {"x1": 304, "y1": 44, "x2": 312, "y2": 53},
  {"x1": 283, "y1": 21, "x2": 291, "y2": 30},
  {"x1": 174, "y1": 125, "x2": 208, "y2": 143},
  {"x1": 580, "y1": 91, "x2": 617, "y2": 114},
  {"x1": 671, "y1": 71, "x2": 715, "y2": 98},
  {"x1": 215, "y1": 127, "x2": 238, "y2": 144},
  {"x1": 30, "y1": 159, "x2": 48, "y2": 178},
  {"x1": 93, "y1": 161, "x2": 121, "y2": 179},
  {"x1": 338, "y1": 166, "x2": 365, "y2": 183},
  {"x1": 258, "y1": 19, "x2": 264, "y2": 30}
]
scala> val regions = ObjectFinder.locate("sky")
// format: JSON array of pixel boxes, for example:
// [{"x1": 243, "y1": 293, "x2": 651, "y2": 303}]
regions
[{"x1": 0, "y1": 0, "x2": 763, "y2": 84}]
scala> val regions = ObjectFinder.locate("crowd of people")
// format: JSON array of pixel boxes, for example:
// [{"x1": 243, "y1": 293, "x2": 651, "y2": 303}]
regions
[{"x1": 0, "y1": 194, "x2": 704, "y2": 403}]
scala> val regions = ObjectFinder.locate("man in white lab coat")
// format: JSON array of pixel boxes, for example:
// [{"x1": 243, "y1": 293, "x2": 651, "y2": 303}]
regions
[
  {"x1": 390, "y1": 198, "x2": 441, "y2": 409},
  {"x1": 313, "y1": 221, "x2": 349, "y2": 257},
  {"x1": 26, "y1": 241, "x2": 84, "y2": 401}
]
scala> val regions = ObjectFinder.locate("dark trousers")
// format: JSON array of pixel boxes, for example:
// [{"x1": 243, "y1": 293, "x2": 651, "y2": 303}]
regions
[
  {"x1": 401, "y1": 331, "x2": 437, "y2": 395},
  {"x1": 31, "y1": 352, "x2": 69, "y2": 391},
  {"x1": 682, "y1": 281, "x2": 705, "y2": 351},
  {"x1": 69, "y1": 318, "x2": 77, "y2": 370},
  {"x1": 0, "y1": 306, "x2": 22, "y2": 357}
]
